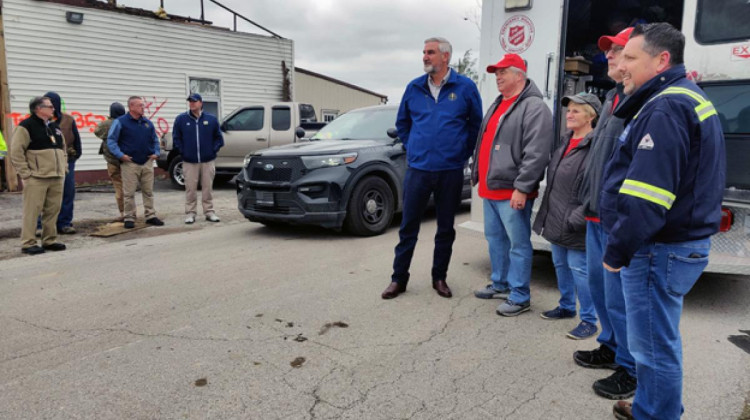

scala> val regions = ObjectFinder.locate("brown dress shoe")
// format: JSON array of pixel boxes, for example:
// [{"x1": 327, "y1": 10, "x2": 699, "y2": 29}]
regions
[
  {"x1": 381, "y1": 282, "x2": 406, "y2": 299},
  {"x1": 613, "y1": 401, "x2": 633, "y2": 420},
  {"x1": 433, "y1": 280, "x2": 452, "y2": 298}
]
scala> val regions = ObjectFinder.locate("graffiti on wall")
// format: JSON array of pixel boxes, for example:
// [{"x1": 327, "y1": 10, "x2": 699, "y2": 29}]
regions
[{"x1": 6, "y1": 96, "x2": 172, "y2": 137}]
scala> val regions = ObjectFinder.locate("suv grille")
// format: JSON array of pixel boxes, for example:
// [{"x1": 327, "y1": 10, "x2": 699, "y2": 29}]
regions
[{"x1": 247, "y1": 157, "x2": 304, "y2": 183}]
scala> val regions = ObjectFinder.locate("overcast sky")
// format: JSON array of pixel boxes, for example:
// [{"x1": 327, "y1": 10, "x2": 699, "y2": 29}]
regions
[{"x1": 116, "y1": 0, "x2": 482, "y2": 104}]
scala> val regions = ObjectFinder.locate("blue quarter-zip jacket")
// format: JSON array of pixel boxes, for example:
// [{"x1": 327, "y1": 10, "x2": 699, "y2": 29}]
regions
[
  {"x1": 107, "y1": 114, "x2": 160, "y2": 165},
  {"x1": 172, "y1": 111, "x2": 224, "y2": 163},
  {"x1": 600, "y1": 65, "x2": 726, "y2": 268},
  {"x1": 396, "y1": 70, "x2": 482, "y2": 171}
]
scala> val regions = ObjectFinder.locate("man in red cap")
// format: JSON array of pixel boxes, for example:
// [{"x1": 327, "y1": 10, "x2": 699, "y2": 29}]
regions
[
  {"x1": 470, "y1": 53, "x2": 553, "y2": 316},
  {"x1": 574, "y1": 26, "x2": 638, "y2": 402}
]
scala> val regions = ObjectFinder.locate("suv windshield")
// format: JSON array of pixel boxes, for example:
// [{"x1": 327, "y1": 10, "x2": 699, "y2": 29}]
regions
[{"x1": 311, "y1": 107, "x2": 396, "y2": 141}]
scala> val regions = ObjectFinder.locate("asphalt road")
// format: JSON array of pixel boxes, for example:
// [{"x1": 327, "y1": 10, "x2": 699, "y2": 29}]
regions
[{"x1": 0, "y1": 180, "x2": 748, "y2": 419}]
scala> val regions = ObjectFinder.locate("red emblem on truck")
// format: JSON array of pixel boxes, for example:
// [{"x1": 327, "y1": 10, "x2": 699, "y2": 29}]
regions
[
  {"x1": 500, "y1": 15, "x2": 535, "y2": 53},
  {"x1": 509, "y1": 26, "x2": 525, "y2": 46}
]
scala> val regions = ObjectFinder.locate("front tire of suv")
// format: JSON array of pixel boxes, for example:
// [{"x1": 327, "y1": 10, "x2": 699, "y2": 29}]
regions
[
  {"x1": 344, "y1": 176, "x2": 394, "y2": 236},
  {"x1": 168, "y1": 156, "x2": 185, "y2": 188}
]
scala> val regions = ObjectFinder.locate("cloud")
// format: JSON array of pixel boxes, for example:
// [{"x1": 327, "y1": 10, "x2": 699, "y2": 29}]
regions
[{"x1": 120, "y1": 0, "x2": 481, "y2": 104}]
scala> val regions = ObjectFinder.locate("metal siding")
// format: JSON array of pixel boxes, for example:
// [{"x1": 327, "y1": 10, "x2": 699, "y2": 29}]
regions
[
  {"x1": 2, "y1": 0, "x2": 293, "y2": 172},
  {"x1": 295, "y1": 72, "x2": 386, "y2": 120}
]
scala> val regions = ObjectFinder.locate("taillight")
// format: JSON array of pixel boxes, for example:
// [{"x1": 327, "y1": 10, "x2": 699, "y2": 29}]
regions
[{"x1": 719, "y1": 208, "x2": 733, "y2": 232}]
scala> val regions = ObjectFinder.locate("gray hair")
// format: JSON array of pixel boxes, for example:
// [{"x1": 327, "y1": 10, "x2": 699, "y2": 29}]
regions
[
  {"x1": 509, "y1": 66, "x2": 527, "y2": 79},
  {"x1": 29, "y1": 96, "x2": 51, "y2": 113},
  {"x1": 424, "y1": 37, "x2": 452, "y2": 61}
]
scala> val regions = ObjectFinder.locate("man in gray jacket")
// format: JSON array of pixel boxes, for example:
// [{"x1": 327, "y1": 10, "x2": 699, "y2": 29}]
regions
[{"x1": 471, "y1": 53, "x2": 553, "y2": 316}]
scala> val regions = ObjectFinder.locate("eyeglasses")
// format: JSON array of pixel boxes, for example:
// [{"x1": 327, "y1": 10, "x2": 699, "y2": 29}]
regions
[
  {"x1": 607, "y1": 46, "x2": 624, "y2": 54},
  {"x1": 39, "y1": 105, "x2": 55, "y2": 109}
]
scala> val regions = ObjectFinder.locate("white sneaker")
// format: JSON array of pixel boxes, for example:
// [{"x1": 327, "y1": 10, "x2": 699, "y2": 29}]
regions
[
  {"x1": 205, "y1": 214, "x2": 220, "y2": 222},
  {"x1": 185, "y1": 215, "x2": 195, "y2": 224}
]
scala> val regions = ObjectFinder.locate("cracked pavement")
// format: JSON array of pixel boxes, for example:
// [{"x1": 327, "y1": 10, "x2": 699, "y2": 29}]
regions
[{"x1": 0, "y1": 181, "x2": 748, "y2": 419}]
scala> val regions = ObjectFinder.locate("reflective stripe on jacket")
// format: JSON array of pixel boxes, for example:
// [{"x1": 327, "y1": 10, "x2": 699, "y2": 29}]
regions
[{"x1": 600, "y1": 65, "x2": 725, "y2": 268}]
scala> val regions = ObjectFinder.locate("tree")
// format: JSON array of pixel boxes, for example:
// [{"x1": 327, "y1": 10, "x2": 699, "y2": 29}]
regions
[{"x1": 453, "y1": 49, "x2": 478, "y2": 84}]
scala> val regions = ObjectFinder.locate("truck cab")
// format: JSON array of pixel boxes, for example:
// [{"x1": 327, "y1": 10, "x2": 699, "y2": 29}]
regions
[
  {"x1": 158, "y1": 102, "x2": 322, "y2": 187},
  {"x1": 464, "y1": 0, "x2": 750, "y2": 274}
]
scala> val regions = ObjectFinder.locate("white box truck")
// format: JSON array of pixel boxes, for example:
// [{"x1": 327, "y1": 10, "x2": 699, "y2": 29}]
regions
[{"x1": 462, "y1": 0, "x2": 750, "y2": 274}]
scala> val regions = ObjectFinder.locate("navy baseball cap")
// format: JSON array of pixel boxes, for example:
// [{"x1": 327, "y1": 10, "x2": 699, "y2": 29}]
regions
[{"x1": 187, "y1": 93, "x2": 202, "y2": 102}]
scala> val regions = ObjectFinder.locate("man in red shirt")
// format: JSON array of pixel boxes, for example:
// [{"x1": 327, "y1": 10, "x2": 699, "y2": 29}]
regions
[{"x1": 470, "y1": 54, "x2": 553, "y2": 316}]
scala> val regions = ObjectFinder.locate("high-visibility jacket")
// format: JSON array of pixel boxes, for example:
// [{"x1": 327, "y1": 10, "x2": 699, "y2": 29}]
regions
[{"x1": 600, "y1": 65, "x2": 726, "y2": 268}]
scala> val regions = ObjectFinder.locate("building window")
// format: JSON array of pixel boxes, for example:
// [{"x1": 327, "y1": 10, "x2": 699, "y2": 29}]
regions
[
  {"x1": 322, "y1": 109, "x2": 339, "y2": 123},
  {"x1": 189, "y1": 78, "x2": 221, "y2": 117}
]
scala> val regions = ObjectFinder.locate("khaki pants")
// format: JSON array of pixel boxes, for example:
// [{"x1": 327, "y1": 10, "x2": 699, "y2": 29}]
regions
[
  {"x1": 21, "y1": 176, "x2": 64, "y2": 248},
  {"x1": 121, "y1": 161, "x2": 156, "y2": 222},
  {"x1": 183, "y1": 160, "x2": 216, "y2": 216},
  {"x1": 107, "y1": 163, "x2": 124, "y2": 214}
]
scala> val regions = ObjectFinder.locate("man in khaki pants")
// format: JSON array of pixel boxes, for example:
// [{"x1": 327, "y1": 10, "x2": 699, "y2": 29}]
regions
[
  {"x1": 107, "y1": 96, "x2": 164, "y2": 229},
  {"x1": 94, "y1": 102, "x2": 127, "y2": 221},
  {"x1": 10, "y1": 96, "x2": 68, "y2": 255},
  {"x1": 172, "y1": 93, "x2": 224, "y2": 224}
]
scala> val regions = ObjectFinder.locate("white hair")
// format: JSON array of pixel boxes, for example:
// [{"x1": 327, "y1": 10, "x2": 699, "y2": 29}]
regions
[
  {"x1": 424, "y1": 37, "x2": 452, "y2": 62},
  {"x1": 509, "y1": 66, "x2": 527, "y2": 79}
]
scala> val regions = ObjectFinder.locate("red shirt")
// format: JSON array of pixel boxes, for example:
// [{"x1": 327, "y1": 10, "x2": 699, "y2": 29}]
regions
[
  {"x1": 563, "y1": 137, "x2": 583, "y2": 157},
  {"x1": 478, "y1": 95, "x2": 523, "y2": 200}
]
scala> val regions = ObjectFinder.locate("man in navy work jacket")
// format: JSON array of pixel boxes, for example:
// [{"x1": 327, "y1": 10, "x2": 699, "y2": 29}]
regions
[
  {"x1": 172, "y1": 93, "x2": 224, "y2": 224},
  {"x1": 600, "y1": 23, "x2": 725, "y2": 420},
  {"x1": 107, "y1": 96, "x2": 164, "y2": 229},
  {"x1": 381, "y1": 36, "x2": 482, "y2": 300}
]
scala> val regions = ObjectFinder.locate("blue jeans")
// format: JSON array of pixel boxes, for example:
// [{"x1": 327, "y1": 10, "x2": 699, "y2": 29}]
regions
[
  {"x1": 391, "y1": 167, "x2": 464, "y2": 285},
  {"x1": 621, "y1": 238, "x2": 710, "y2": 420},
  {"x1": 587, "y1": 221, "x2": 635, "y2": 375},
  {"x1": 550, "y1": 244, "x2": 596, "y2": 324},
  {"x1": 57, "y1": 159, "x2": 76, "y2": 229},
  {"x1": 482, "y1": 198, "x2": 533, "y2": 303}
]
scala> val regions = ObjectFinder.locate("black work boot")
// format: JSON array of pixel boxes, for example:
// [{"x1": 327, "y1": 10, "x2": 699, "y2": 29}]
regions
[
  {"x1": 593, "y1": 367, "x2": 637, "y2": 400},
  {"x1": 574, "y1": 344, "x2": 618, "y2": 369}
]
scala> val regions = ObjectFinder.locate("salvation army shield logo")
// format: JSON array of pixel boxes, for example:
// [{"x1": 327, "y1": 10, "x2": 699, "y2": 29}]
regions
[
  {"x1": 509, "y1": 26, "x2": 525, "y2": 46},
  {"x1": 500, "y1": 15, "x2": 535, "y2": 53}
]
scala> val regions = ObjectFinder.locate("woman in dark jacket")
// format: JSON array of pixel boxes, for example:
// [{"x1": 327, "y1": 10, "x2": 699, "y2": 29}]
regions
[{"x1": 532, "y1": 92, "x2": 601, "y2": 340}]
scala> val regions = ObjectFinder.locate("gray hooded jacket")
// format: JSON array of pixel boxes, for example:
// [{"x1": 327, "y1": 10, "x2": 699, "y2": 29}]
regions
[
  {"x1": 579, "y1": 85, "x2": 626, "y2": 217},
  {"x1": 471, "y1": 79, "x2": 553, "y2": 194}
]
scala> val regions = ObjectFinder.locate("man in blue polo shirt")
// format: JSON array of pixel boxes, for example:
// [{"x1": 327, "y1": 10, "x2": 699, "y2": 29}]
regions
[{"x1": 107, "y1": 96, "x2": 164, "y2": 229}]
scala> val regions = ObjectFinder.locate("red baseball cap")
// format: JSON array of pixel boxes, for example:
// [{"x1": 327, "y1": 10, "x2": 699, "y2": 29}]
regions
[
  {"x1": 486, "y1": 53, "x2": 527, "y2": 73},
  {"x1": 598, "y1": 27, "x2": 634, "y2": 52}
]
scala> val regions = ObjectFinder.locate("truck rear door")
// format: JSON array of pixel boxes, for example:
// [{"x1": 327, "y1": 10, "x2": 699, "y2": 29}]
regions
[{"x1": 217, "y1": 105, "x2": 270, "y2": 169}]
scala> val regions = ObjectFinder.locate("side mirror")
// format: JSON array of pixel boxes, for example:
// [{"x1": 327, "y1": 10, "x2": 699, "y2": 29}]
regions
[
  {"x1": 387, "y1": 128, "x2": 399, "y2": 141},
  {"x1": 220, "y1": 121, "x2": 228, "y2": 132},
  {"x1": 295, "y1": 126, "x2": 306, "y2": 139}
]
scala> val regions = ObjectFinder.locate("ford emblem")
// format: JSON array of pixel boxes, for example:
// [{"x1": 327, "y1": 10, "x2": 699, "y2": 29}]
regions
[{"x1": 264, "y1": 164, "x2": 274, "y2": 171}]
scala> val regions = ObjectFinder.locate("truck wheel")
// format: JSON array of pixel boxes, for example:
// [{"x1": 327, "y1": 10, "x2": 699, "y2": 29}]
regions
[
  {"x1": 168, "y1": 156, "x2": 185, "y2": 188},
  {"x1": 344, "y1": 176, "x2": 394, "y2": 236}
]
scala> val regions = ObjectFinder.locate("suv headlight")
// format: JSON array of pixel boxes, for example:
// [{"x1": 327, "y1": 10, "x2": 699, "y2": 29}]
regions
[
  {"x1": 301, "y1": 153, "x2": 358, "y2": 169},
  {"x1": 243, "y1": 154, "x2": 254, "y2": 167}
]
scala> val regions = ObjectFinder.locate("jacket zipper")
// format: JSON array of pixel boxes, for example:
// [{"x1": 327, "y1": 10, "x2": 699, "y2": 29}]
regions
[{"x1": 194, "y1": 115, "x2": 201, "y2": 163}]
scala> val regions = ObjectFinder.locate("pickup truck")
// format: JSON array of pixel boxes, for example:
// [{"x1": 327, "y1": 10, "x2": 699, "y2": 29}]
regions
[{"x1": 158, "y1": 102, "x2": 324, "y2": 187}]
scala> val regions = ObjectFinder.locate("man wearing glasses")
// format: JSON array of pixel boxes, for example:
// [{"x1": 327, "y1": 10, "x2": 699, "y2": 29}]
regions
[
  {"x1": 107, "y1": 96, "x2": 164, "y2": 229},
  {"x1": 9, "y1": 96, "x2": 68, "y2": 255}
]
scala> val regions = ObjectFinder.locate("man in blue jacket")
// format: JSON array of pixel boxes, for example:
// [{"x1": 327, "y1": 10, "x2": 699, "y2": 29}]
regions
[
  {"x1": 172, "y1": 93, "x2": 224, "y2": 224},
  {"x1": 107, "y1": 96, "x2": 164, "y2": 229},
  {"x1": 382, "y1": 36, "x2": 482, "y2": 300},
  {"x1": 600, "y1": 23, "x2": 725, "y2": 420}
]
